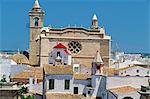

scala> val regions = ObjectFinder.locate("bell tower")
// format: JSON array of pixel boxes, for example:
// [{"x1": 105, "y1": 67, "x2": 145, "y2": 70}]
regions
[{"x1": 29, "y1": 0, "x2": 44, "y2": 66}]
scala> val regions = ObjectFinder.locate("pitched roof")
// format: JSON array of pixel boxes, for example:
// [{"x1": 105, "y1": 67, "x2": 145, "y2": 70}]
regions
[
  {"x1": 64, "y1": 49, "x2": 71, "y2": 55},
  {"x1": 46, "y1": 93, "x2": 86, "y2": 99},
  {"x1": 44, "y1": 64, "x2": 73, "y2": 75},
  {"x1": 73, "y1": 74, "x2": 91, "y2": 80},
  {"x1": 11, "y1": 67, "x2": 43, "y2": 80},
  {"x1": 93, "y1": 51, "x2": 103, "y2": 64},
  {"x1": 10, "y1": 54, "x2": 29, "y2": 65},
  {"x1": 110, "y1": 86, "x2": 139, "y2": 94},
  {"x1": 54, "y1": 43, "x2": 67, "y2": 49}
]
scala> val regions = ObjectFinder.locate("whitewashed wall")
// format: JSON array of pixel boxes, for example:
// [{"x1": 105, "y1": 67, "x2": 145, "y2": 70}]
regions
[
  {"x1": 45, "y1": 75, "x2": 89, "y2": 94},
  {"x1": 48, "y1": 49, "x2": 69, "y2": 65},
  {"x1": 119, "y1": 66, "x2": 150, "y2": 77},
  {"x1": 107, "y1": 76, "x2": 149, "y2": 89}
]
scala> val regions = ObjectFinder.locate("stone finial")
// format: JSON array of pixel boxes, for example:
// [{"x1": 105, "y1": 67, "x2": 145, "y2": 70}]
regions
[
  {"x1": 33, "y1": 0, "x2": 40, "y2": 9},
  {"x1": 92, "y1": 14, "x2": 98, "y2": 29},
  {"x1": 100, "y1": 27, "x2": 105, "y2": 33},
  {"x1": 92, "y1": 14, "x2": 97, "y2": 20}
]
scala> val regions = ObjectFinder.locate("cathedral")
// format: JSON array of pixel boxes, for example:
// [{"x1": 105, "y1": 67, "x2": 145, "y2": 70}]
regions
[{"x1": 29, "y1": 0, "x2": 111, "y2": 71}]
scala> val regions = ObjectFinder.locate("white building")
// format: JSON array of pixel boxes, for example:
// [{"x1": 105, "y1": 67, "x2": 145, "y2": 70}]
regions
[
  {"x1": 107, "y1": 76, "x2": 149, "y2": 99},
  {"x1": 0, "y1": 56, "x2": 29, "y2": 82},
  {"x1": 43, "y1": 65, "x2": 107, "y2": 99},
  {"x1": 118, "y1": 65, "x2": 150, "y2": 77},
  {"x1": 0, "y1": 57, "x2": 16, "y2": 82},
  {"x1": 109, "y1": 86, "x2": 140, "y2": 99},
  {"x1": 42, "y1": 43, "x2": 109, "y2": 99}
]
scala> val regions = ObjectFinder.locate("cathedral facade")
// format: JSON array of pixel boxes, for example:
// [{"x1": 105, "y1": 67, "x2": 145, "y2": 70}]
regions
[{"x1": 29, "y1": 0, "x2": 111, "y2": 69}]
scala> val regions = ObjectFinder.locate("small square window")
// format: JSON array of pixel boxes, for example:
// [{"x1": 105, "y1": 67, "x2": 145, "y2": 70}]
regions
[{"x1": 74, "y1": 67, "x2": 79, "y2": 73}]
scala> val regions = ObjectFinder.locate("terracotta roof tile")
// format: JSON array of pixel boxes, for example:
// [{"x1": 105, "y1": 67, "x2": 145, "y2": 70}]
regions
[
  {"x1": 11, "y1": 67, "x2": 43, "y2": 80},
  {"x1": 73, "y1": 74, "x2": 91, "y2": 80},
  {"x1": 46, "y1": 93, "x2": 86, "y2": 99},
  {"x1": 44, "y1": 64, "x2": 73, "y2": 75},
  {"x1": 110, "y1": 86, "x2": 139, "y2": 94}
]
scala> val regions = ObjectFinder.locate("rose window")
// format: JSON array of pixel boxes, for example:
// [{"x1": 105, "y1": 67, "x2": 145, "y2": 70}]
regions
[{"x1": 68, "y1": 41, "x2": 82, "y2": 54}]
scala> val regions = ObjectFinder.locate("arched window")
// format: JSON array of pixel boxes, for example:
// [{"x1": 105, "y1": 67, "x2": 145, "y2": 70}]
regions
[{"x1": 34, "y1": 17, "x2": 39, "y2": 26}]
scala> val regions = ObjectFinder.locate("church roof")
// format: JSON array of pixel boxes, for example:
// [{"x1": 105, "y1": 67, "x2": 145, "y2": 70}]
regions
[
  {"x1": 93, "y1": 51, "x2": 103, "y2": 64},
  {"x1": 54, "y1": 43, "x2": 67, "y2": 49},
  {"x1": 33, "y1": 0, "x2": 40, "y2": 9},
  {"x1": 10, "y1": 54, "x2": 29, "y2": 65}
]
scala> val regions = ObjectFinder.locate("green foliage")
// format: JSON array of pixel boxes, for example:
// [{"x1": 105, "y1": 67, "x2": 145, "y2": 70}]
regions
[
  {"x1": 20, "y1": 95, "x2": 34, "y2": 99},
  {"x1": 0, "y1": 78, "x2": 6, "y2": 82},
  {"x1": 18, "y1": 86, "x2": 34, "y2": 99},
  {"x1": 27, "y1": 95, "x2": 34, "y2": 99}
]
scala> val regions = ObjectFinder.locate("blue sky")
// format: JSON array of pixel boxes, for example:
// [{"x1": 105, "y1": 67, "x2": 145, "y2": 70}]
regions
[{"x1": 0, "y1": 0, "x2": 149, "y2": 53}]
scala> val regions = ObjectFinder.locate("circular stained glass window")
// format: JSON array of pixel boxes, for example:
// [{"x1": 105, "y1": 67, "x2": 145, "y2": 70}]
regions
[{"x1": 68, "y1": 41, "x2": 82, "y2": 54}]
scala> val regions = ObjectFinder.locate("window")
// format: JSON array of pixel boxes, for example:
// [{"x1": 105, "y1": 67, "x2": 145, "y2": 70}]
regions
[
  {"x1": 49, "y1": 79, "x2": 54, "y2": 90},
  {"x1": 88, "y1": 91, "x2": 91, "y2": 94},
  {"x1": 74, "y1": 87, "x2": 78, "y2": 94},
  {"x1": 137, "y1": 70, "x2": 139, "y2": 73},
  {"x1": 68, "y1": 41, "x2": 82, "y2": 54},
  {"x1": 34, "y1": 17, "x2": 39, "y2": 26},
  {"x1": 57, "y1": 51, "x2": 60, "y2": 56},
  {"x1": 65, "y1": 80, "x2": 70, "y2": 90},
  {"x1": 33, "y1": 78, "x2": 35, "y2": 84},
  {"x1": 74, "y1": 67, "x2": 79, "y2": 73}
]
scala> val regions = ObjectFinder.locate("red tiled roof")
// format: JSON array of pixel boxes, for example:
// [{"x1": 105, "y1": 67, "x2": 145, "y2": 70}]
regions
[
  {"x1": 54, "y1": 43, "x2": 66, "y2": 49},
  {"x1": 64, "y1": 49, "x2": 71, "y2": 55}
]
